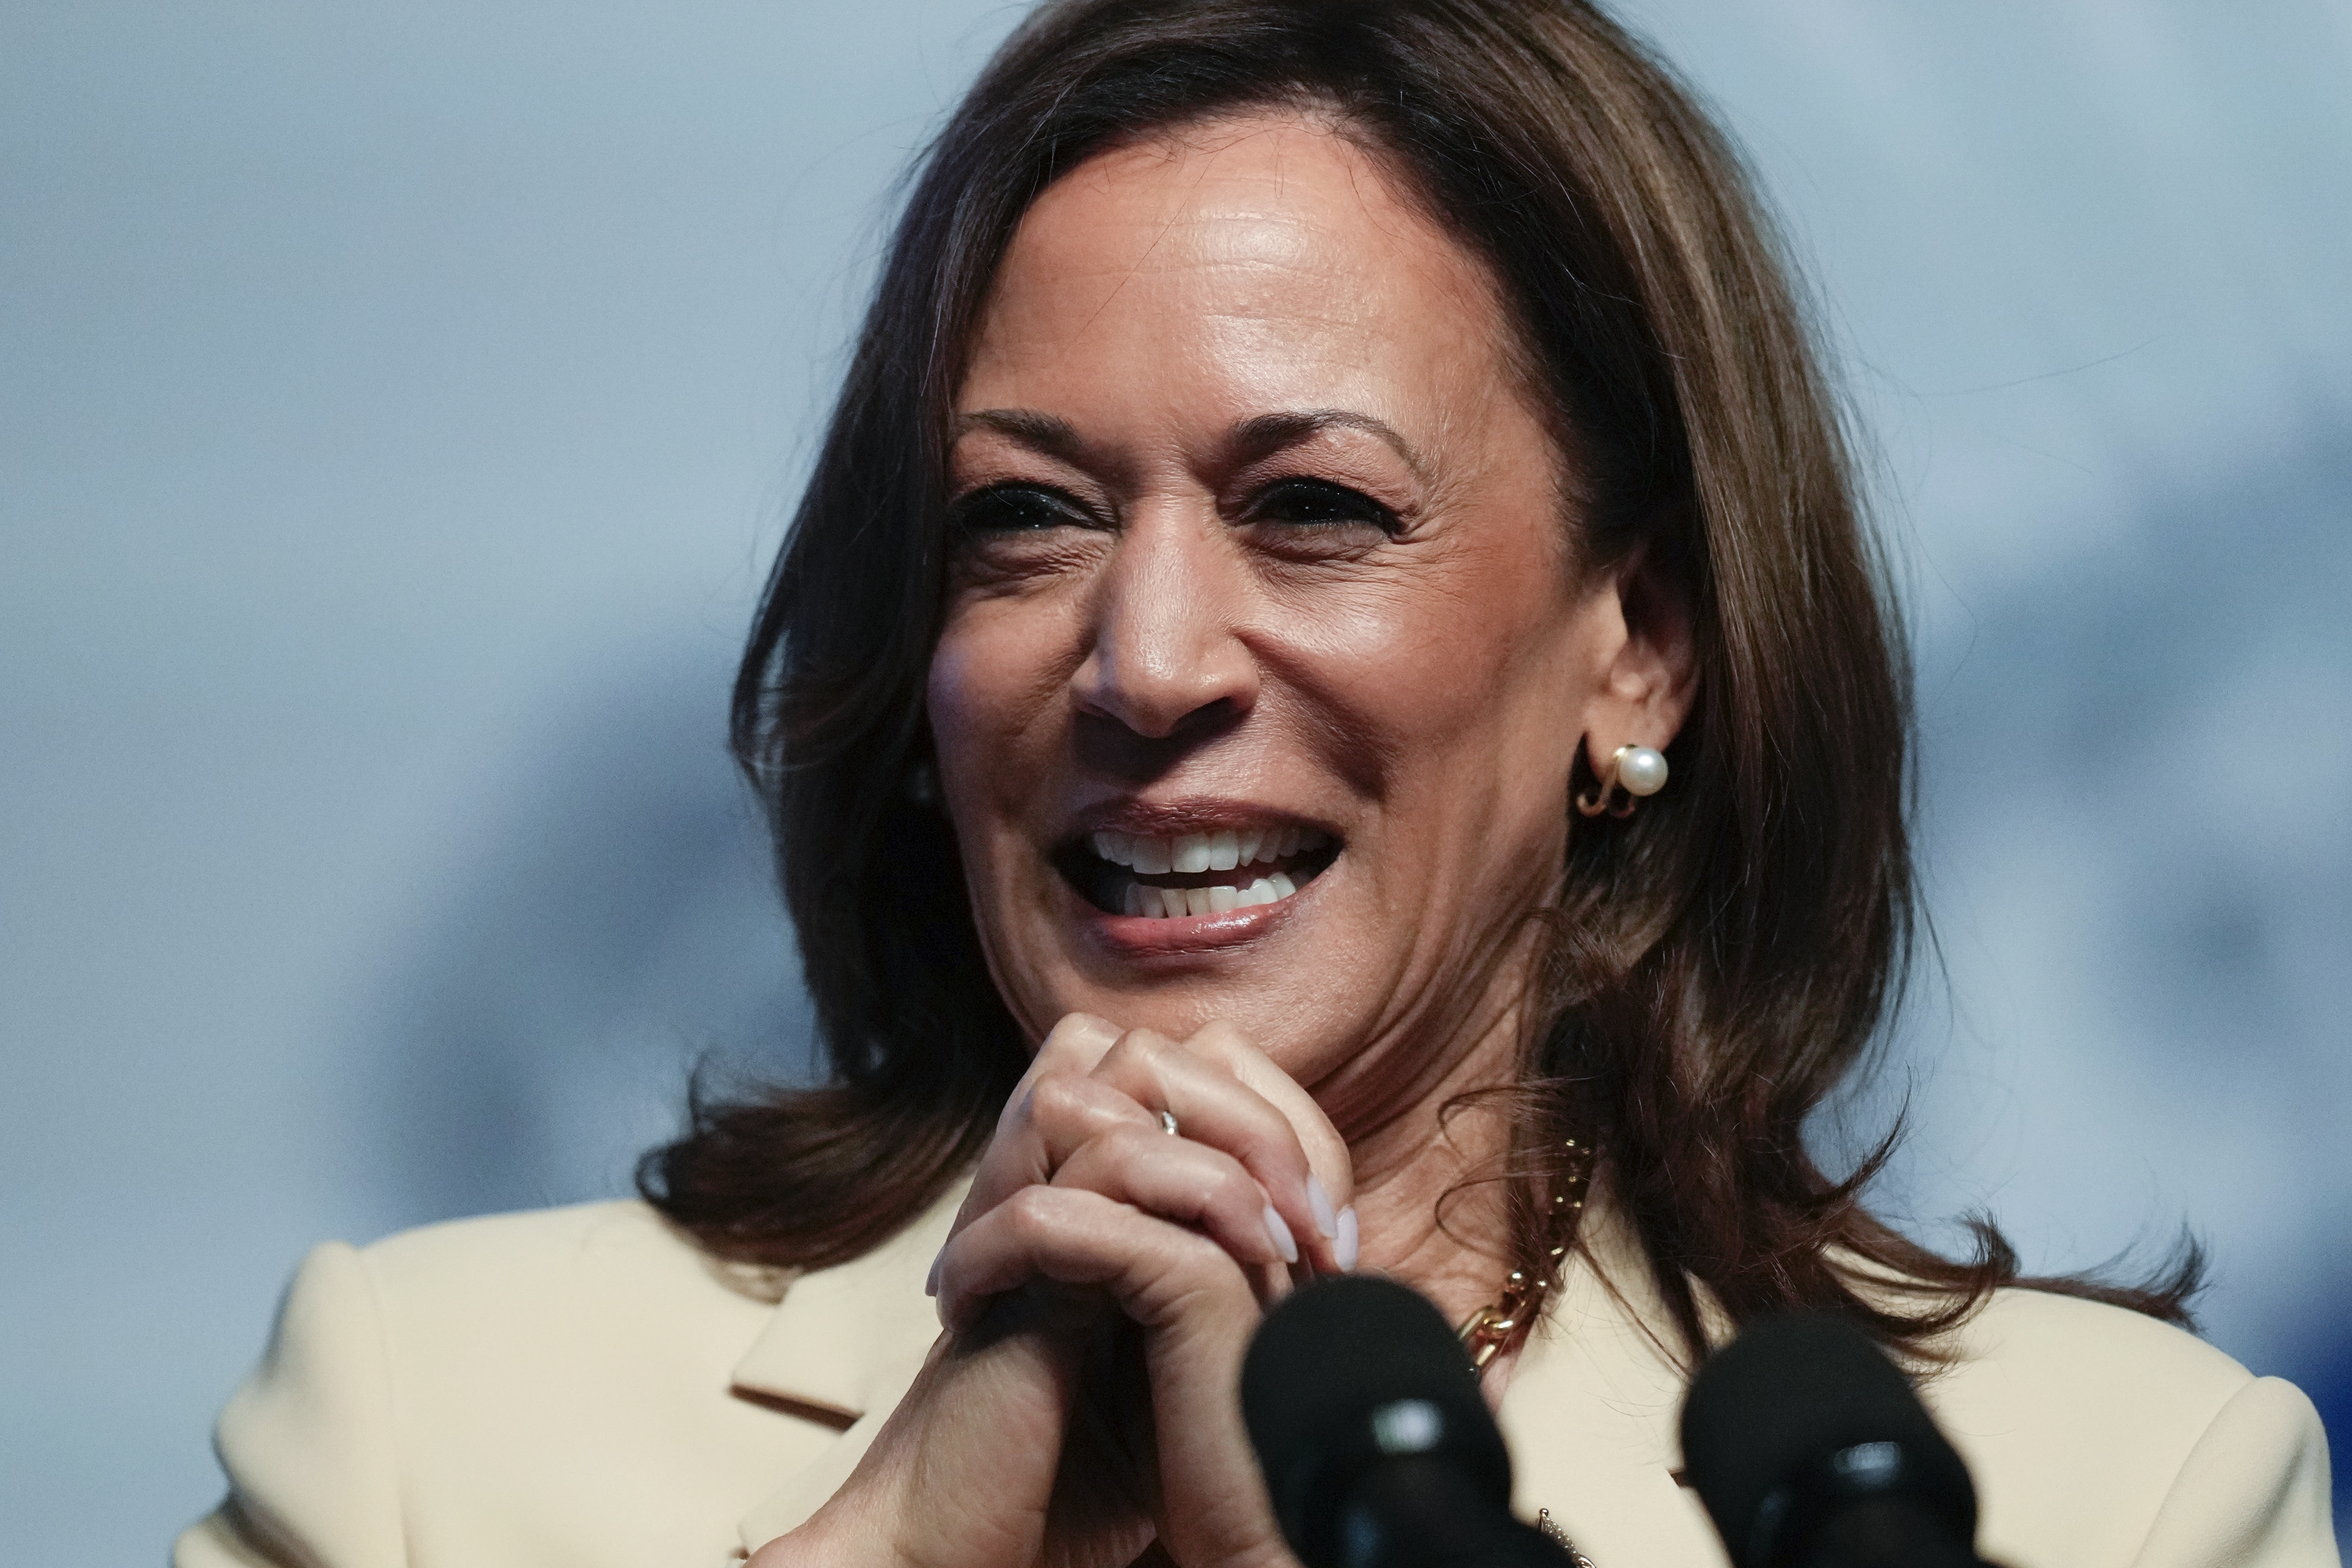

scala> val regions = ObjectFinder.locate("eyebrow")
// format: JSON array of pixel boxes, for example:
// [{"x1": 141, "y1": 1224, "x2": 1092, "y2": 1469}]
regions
[
  {"x1": 1229, "y1": 409, "x2": 1427, "y2": 480},
  {"x1": 953, "y1": 407, "x2": 1087, "y2": 464},
  {"x1": 952, "y1": 406, "x2": 1426, "y2": 481}
]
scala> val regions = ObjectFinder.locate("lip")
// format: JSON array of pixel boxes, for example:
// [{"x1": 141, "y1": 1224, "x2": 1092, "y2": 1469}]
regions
[
  {"x1": 1080, "y1": 863, "x2": 1316, "y2": 956},
  {"x1": 1068, "y1": 797, "x2": 1333, "y2": 841}
]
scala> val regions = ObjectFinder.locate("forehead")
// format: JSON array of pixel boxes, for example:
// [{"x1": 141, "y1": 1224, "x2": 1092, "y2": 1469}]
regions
[{"x1": 965, "y1": 111, "x2": 1516, "y2": 405}]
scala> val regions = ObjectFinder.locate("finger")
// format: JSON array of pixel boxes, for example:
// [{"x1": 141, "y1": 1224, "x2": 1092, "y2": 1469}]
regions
[
  {"x1": 935, "y1": 1183, "x2": 1259, "y2": 1335},
  {"x1": 1179, "y1": 1021, "x2": 1353, "y2": 1204},
  {"x1": 949, "y1": 1013, "x2": 1128, "y2": 1242},
  {"x1": 998, "y1": 1011, "x2": 1126, "y2": 1131},
  {"x1": 1181, "y1": 1020, "x2": 1358, "y2": 1266},
  {"x1": 964, "y1": 1071, "x2": 1161, "y2": 1224},
  {"x1": 1050, "y1": 1124, "x2": 1300, "y2": 1271},
  {"x1": 1089, "y1": 1028, "x2": 1339, "y2": 1276},
  {"x1": 1018, "y1": 1079, "x2": 1300, "y2": 1301},
  {"x1": 1023, "y1": 1072, "x2": 1164, "y2": 1169}
]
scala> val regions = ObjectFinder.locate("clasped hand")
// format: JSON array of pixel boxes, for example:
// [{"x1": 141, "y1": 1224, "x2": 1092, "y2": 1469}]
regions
[{"x1": 752, "y1": 1012, "x2": 1357, "y2": 1568}]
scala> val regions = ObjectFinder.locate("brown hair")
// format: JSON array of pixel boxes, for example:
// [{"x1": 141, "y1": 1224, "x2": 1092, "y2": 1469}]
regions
[{"x1": 640, "y1": 0, "x2": 2197, "y2": 1359}]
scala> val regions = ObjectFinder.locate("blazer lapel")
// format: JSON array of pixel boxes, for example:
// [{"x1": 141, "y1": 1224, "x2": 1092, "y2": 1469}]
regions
[
  {"x1": 730, "y1": 1182, "x2": 967, "y2": 1554},
  {"x1": 1497, "y1": 1200, "x2": 1732, "y2": 1568}
]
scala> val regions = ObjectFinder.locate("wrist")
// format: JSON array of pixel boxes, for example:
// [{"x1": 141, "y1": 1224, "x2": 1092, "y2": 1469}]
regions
[{"x1": 746, "y1": 1491, "x2": 919, "y2": 1568}]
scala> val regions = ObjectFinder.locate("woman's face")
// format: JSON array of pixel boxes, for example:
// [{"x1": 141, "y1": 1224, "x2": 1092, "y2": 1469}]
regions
[{"x1": 928, "y1": 112, "x2": 1680, "y2": 1116}]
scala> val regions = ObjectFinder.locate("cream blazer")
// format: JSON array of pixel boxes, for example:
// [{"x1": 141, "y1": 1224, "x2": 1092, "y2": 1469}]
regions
[{"x1": 175, "y1": 1190, "x2": 2336, "y2": 1568}]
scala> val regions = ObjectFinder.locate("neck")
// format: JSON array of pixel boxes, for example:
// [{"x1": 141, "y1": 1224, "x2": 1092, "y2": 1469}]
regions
[{"x1": 1332, "y1": 1000, "x2": 1531, "y2": 1328}]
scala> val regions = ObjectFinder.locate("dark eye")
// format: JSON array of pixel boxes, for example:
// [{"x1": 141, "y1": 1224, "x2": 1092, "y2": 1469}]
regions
[
  {"x1": 950, "y1": 482, "x2": 1084, "y2": 536},
  {"x1": 1248, "y1": 477, "x2": 1398, "y2": 533}
]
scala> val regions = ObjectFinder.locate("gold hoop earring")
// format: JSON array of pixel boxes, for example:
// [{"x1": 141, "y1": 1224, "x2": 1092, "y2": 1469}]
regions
[{"x1": 1575, "y1": 744, "x2": 1669, "y2": 818}]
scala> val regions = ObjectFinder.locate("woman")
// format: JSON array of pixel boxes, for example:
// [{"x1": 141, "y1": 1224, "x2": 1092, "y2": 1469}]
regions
[{"x1": 178, "y1": 2, "x2": 2334, "y2": 1566}]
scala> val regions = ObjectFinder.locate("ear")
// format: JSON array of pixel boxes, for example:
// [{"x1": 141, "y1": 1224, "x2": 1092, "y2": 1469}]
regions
[{"x1": 1576, "y1": 543, "x2": 1698, "y2": 775}]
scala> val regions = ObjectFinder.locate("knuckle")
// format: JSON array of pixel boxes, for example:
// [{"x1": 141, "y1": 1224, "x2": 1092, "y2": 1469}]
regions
[
  {"x1": 1001, "y1": 1184, "x2": 1064, "y2": 1242},
  {"x1": 1024, "y1": 1073, "x2": 1095, "y2": 1127},
  {"x1": 1102, "y1": 1027, "x2": 1172, "y2": 1073}
]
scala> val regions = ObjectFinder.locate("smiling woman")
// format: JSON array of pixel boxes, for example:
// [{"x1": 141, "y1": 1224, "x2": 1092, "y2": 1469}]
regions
[
  {"x1": 930, "y1": 119, "x2": 1632, "y2": 1100},
  {"x1": 178, "y1": 3, "x2": 2335, "y2": 1567}
]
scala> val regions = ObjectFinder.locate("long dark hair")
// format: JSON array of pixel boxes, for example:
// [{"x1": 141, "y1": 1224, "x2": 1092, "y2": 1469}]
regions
[{"x1": 641, "y1": 0, "x2": 2197, "y2": 1360}]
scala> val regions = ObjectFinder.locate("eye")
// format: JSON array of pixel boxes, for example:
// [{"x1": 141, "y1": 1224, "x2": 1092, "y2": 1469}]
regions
[
  {"x1": 1246, "y1": 477, "x2": 1399, "y2": 534},
  {"x1": 950, "y1": 482, "x2": 1087, "y2": 536}
]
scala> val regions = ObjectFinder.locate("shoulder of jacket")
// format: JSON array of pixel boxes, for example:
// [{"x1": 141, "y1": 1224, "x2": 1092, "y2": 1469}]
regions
[
  {"x1": 2133, "y1": 1375, "x2": 2337, "y2": 1568},
  {"x1": 1921, "y1": 1288, "x2": 2271, "y2": 1567},
  {"x1": 350, "y1": 1199, "x2": 788, "y2": 1336},
  {"x1": 1935, "y1": 1285, "x2": 2252, "y2": 1419}
]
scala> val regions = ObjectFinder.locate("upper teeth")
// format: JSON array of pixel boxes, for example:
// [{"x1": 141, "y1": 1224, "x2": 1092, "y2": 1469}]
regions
[{"x1": 1090, "y1": 826, "x2": 1326, "y2": 873}]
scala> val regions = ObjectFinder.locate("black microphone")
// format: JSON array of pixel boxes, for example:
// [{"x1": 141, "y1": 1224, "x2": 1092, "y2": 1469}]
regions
[
  {"x1": 1679, "y1": 1314, "x2": 1991, "y2": 1568},
  {"x1": 1240, "y1": 1275, "x2": 1573, "y2": 1568}
]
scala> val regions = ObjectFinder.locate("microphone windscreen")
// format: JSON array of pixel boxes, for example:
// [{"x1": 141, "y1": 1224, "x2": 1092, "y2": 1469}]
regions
[
  {"x1": 1241, "y1": 1276, "x2": 1512, "y2": 1562},
  {"x1": 1678, "y1": 1314, "x2": 1977, "y2": 1568}
]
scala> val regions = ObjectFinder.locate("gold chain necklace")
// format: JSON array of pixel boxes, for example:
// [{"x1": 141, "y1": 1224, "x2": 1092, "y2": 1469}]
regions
[
  {"x1": 1454, "y1": 1136, "x2": 1592, "y2": 1373},
  {"x1": 1453, "y1": 1136, "x2": 1598, "y2": 1568}
]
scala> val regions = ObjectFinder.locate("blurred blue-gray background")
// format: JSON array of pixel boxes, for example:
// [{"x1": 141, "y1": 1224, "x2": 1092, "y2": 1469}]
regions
[{"x1": 3, "y1": 4, "x2": 2346, "y2": 1563}]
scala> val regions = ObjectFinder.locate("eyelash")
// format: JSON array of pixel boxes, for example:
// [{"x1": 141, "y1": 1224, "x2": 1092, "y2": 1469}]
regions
[
  {"x1": 949, "y1": 477, "x2": 1398, "y2": 537},
  {"x1": 949, "y1": 482, "x2": 1087, "y2": 536},
  {"x1": 1245, "y1": 477, "x2": 1399, "y2": 534}
]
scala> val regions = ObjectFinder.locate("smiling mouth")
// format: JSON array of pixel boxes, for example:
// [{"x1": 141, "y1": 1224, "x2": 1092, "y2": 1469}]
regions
[{"x1": 1061, "y1": 825, "x2": 1339, "y2": 919}]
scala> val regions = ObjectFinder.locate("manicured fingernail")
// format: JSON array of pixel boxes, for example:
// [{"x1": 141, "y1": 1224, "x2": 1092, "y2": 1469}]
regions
[
  {"x1": 925, "y1": 1246, "x2": 943, "y2": 1298},
  {"x1": 1263, "y1": 1204, "x2": 1299, "y2": 1264},
  {"x1": 1336, "y1": 1206, "x2": 1360, "y2": 1272},
  {"x1": 1307, "y1": 1175, "x2": 1339, "y2": 1239}
]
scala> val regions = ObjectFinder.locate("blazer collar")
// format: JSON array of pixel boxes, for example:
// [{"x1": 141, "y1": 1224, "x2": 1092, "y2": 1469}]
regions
[{"x1": 728, "y1": 1179, "x2": 968, "y2": 1422}]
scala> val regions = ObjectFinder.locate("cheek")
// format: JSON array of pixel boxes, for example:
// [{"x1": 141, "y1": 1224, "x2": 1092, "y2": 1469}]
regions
[
  {"x1": 925, "y1": 620, "x2": 1041, "y2": 939},
  {"x1": 924, "y1": 623, "x2": 987, "y2": 764},
  {"x1": 925, "y1": 601, "x2": 1072, "y2": 808},
  {"x1": 1303, "y1": 547, "x2": 1578, "y2": 762},
  {"x1": 925, "y1": 621, "x2": 1019, "y2": 819}
]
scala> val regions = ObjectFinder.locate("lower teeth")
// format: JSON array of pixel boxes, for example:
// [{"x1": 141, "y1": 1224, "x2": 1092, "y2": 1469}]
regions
[{"x1": 1124, "y1": 872, "x2": 1299, "y2": 918}]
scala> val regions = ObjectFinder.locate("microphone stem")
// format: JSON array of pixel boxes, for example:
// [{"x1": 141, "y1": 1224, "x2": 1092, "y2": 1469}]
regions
[{"x1": 1335, "y1": 1457, "x2": 1573, "y2": 1568}]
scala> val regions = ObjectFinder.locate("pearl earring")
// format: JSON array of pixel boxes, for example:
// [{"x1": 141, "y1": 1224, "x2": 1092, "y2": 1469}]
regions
[{"x1": 1575, "y1": 744, "x2": 1669, "y2": 818}]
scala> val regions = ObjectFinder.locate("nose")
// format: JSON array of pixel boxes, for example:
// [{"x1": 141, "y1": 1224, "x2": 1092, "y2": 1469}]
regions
[{"x1": 1070, "y1": 509, "x2": 1259, "y2": 740}]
